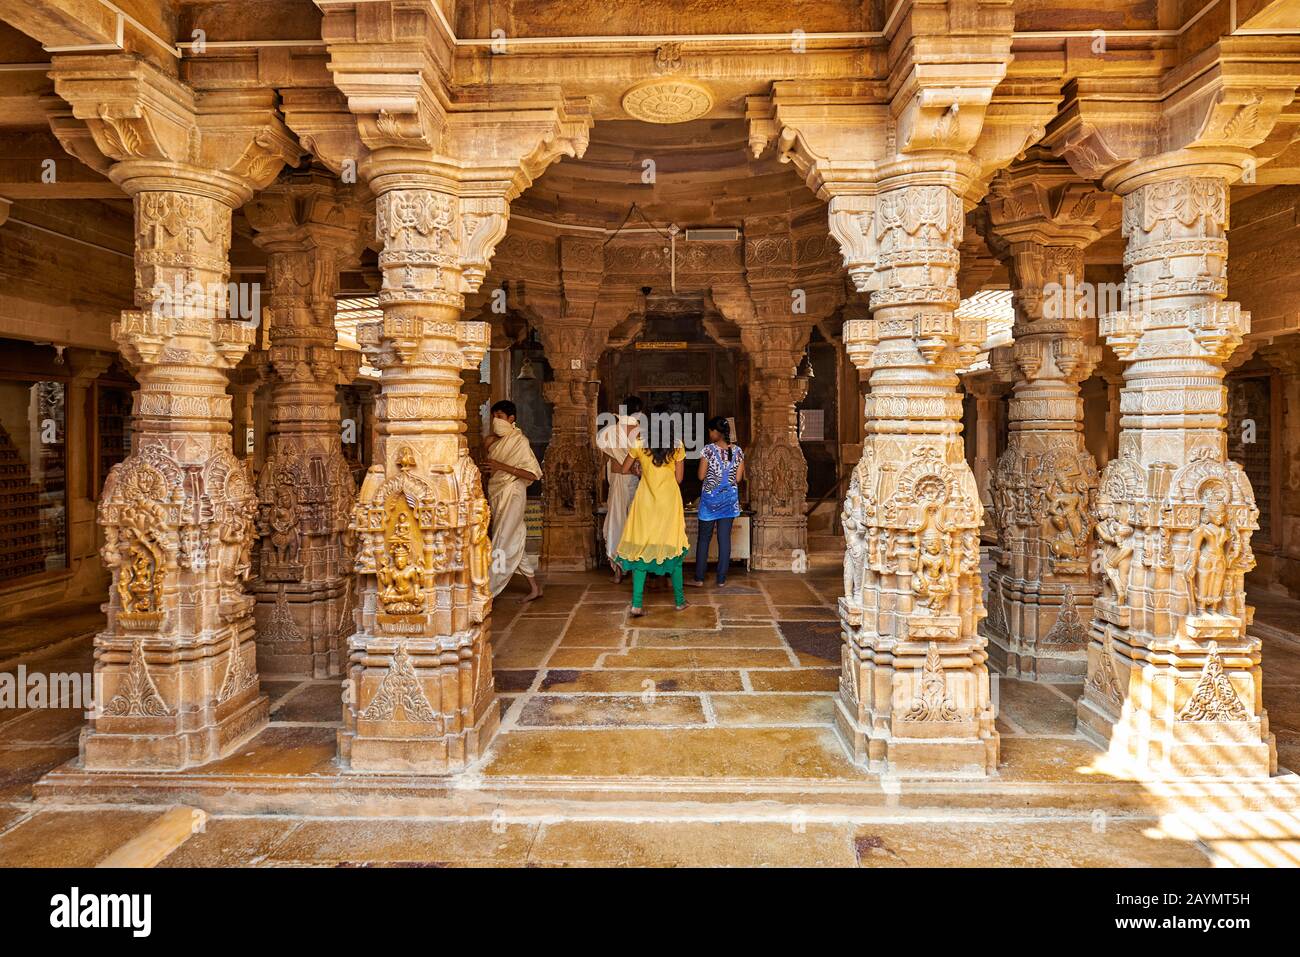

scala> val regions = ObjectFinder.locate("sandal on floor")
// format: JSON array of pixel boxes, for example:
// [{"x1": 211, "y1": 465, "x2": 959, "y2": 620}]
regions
[
  {"x1": 675, "y1": 602, "x2": 689, "y2": 612},
  {"x1": 686, "y1": 579, "x2": 705, "y2": 588},
  {"x1": 629, "y1": 606, "x2": 645, "y2": 618}
]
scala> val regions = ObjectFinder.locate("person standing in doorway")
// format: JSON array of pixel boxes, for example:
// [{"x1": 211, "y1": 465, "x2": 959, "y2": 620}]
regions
[
  {"x1": 689, "y1": 416, "x2": 744, "y2": 588},
  {"x1": 596, "y1": 396, "x2": 643, "y2": 583},
  {"x1": 614, "y1": 407, "x2": 689, "y2": 616},
  {"x1": 484, "y1": 400, "x2": 543, "y2": 602}
]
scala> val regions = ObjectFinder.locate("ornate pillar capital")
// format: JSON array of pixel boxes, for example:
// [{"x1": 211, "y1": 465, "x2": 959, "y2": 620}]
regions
[
  {"x1": 49, "y1": 53, "x2": 300, "y2": 207},
  {"x1": 1042, "y1": 46, "x2": 1300, "y2": 194}
]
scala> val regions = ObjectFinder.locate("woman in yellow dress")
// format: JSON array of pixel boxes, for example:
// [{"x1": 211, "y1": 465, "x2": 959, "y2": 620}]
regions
[{"x1": 613, "y1": 409, "x2": 690, "y2": 616}]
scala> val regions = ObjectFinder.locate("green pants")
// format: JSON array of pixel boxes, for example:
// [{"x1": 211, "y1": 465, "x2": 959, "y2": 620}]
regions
[{"x1": 631, "y1": 563, "x2": 684, "y2": 609}]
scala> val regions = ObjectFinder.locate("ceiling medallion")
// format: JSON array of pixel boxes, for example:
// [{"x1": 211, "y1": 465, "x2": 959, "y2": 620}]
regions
[{"x1": 621, "y1": 78, "x2": 713, "y2": 124}]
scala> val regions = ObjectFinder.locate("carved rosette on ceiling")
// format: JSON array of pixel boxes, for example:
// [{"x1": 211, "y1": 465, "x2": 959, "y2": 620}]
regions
[{"x1": 621, "y1": 78, "x2": 714, "y2": 124}]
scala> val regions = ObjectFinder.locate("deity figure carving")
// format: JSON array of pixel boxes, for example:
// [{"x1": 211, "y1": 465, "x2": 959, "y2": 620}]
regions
[
  {"x1": 1041, "y1": 475, "x2": 1088, "y2": 565},
  {"x1": 120, "y1": 544, "x2": 162, "y2": 614},
  {"x1": 267, "y1": 483, "x2": 301, "y2": 566},
  {"x1": 912, "y1": 521, "x2": 956, "y2": 611},
  {"x1": 842, "y1": 479, "x2": 867, "y2": 601},
  {"x1": 1187, "y1": 501, "x2": 1237, "y2": 617},
  {"x1": 1095, "y1": 502, "x2": 1135, "y2": 605},
  {"x1": 468, "y1": 496, "x2": 491, "y2": 606},
  {"x1": 378, "y1": 542, "x2": 424, "y2": 614}
]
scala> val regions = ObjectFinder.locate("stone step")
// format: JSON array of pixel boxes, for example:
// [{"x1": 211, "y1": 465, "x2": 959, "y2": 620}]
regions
[{"x1": 34, "y1": 762, "x2": 1300, "y2": 827}]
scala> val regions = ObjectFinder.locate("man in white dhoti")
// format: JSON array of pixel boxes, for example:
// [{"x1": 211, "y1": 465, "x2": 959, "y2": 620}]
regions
[
  {"x1": 596, "y1": 396, "x2": 643, "y2": 583},
  {"x1": 484, "y1": 400, "x2": 543, "y2": 601}
]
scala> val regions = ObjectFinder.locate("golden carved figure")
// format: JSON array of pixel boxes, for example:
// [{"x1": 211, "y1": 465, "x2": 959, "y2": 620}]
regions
[
  {"x1": 1043, "y1": 476, "x2": 1087, "y2": 562},
  {"x1": 468, "y1": 497, "x2": 491, "y2": 602},
  {"x1": 119, "y1": 543, "x2": 161, "y2": 614},
  {"x1": 378, "y1": 542, "x2": 423, "y2": 614},
  {"x1": 268, "y1": 484, "x2": 300, "y2": 565}
]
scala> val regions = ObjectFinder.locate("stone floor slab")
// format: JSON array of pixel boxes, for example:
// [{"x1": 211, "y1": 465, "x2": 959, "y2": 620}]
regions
[
  {"x1": 707, "y1": 693, "x2": 837, "y2": 726},
  {"x1": 515, "y1": 693, "x2": 707, "y2": 728},
  {"x1": 538, "y1": 668, "x2": 745, "y2": 693},
  {"x1": 852, "y1": 821, "x2": 1210, "y2": 867},
  {"x1": 0, "y1": 808, "x2": 168, "y2": 867},
  {"x1": 484, "y1": 726, "x2": 864, "y2": 779}
]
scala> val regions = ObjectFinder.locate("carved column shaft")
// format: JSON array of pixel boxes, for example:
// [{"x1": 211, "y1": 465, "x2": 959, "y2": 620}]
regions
[
  {"x1": 983, "y1": 169, "x2": 1113, "y2": 681},
  {"x1": 1084, "y1": 168, "x2": 1273, "y2": 777},
  {"x1": 837, "y1": 172, "x2": 996, "y2": 776},
  {"x1": 49, "y1": 51, "x2": 304, "y2": 770},
  {"x1": 247, "y1": 178, "x2": 365, "y2": 679},
  {"x1": 746, "y1": 338, "x2": 811, "y2": 570},
  {"x1": 966, "y1": 380, "x2": 1001, "y2": 543},
  {"x1": 539, "y1": 364, "x2": 600, "y2": 571},
  {"x1": 461, "y1": 367, "x2": 489, "y2": 464}
]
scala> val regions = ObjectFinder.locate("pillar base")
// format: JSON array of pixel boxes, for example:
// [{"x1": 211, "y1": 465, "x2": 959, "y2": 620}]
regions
[
  {"x1": 81, "y1": 690, "x2": 269, "y2": 772},
  {"x1": 339, "y1": 629, "x2": 498, "y2": 775},
  {"x1": 986, "y1": 581, "x2": 1091, "y2": 682},
  {"x1": 1078, "y1": 616, "x2": 1277, "y2": 780},
  {"x1": 750, "y1": 515, "x2": 807, "y2": 572},
  {"x1": 834, "y1": 697, "x2": 999, "y2": 778},
  {"x1": 986, "y1": 633, "x2": 1089, "y2": 682},
  {"x1": 253, "y1": 581, "x2": 351, "y2": 679},
  {"x1": 1078, "y1": 691, "x2": 1276, "y2": 780},
  {"x1": 339, "y1": 698, "x2": 499, "y2": 774},
  {"x1": 541, "y1": 517, "x2": 598, "y2": 572}
]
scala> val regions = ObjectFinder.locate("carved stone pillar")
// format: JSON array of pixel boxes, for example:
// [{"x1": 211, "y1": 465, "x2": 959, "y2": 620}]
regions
[
  {"x1": 245, "y1": 173, "x2": 367, "y2": 679},
  {"x1": 965, "y1": 376, "x2": 1002, "y2": 544},
  {"x1": 746, "y1": 0, "x2": 1051, "y2": 776},
  {"x1": 534, "y1": 241, "x2": 636, "y2": 572},
  {"x1": 982, "y1": 161, "x2": 1117, "y2": 681},
  {"x1": 228, "y1": 361, "x2": 263, "y2": 461},
  {"x1": 1259, "y1": 342, "x2": 1300, "y2": 596},
  {"x1": 461, "y1": 367, "x2": 489, "y2": 464},
  {"x1": 836, "y1": 173, "x2": 994, "y2": 775},
  {"x1": 1045, "y1": 56, "x2": 1300, "y2": 775},
  {"x1": 539, "y1": 371, "x2": 599, "y2": 570},
  {"x1": 340, "y1": 171, "x2": 497, "y2": 772},
  {"x1": 746, "y1": 342, "x2": 812, "y2": 571},
  {"x1": 66, "y1": 350, "x2": 114, "y2": 590},
  {"x1": 713, "y1": 218, "x2": 820, "y2": 572},
  {"x1": 289, "y1": 15, "x2": 593, "y2": 769},
  {"x1": 50, "y1": 54, "x2": 299, "y2": 769},
  {"x1": 1079, "y1": 169, "x2": 1274, "y2": 776}
]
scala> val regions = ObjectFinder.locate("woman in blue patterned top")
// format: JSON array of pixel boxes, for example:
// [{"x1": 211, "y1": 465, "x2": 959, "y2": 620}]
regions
[{"x1": 688, "y1": 416, "x2": 744, "y2": 588}]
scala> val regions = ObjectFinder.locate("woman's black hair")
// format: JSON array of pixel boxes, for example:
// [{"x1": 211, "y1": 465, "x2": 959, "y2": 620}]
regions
[
  {"x1": 647, "y1": 405, "x2": 678, "y2": 468},
  {"x1": 707, "y1": 415, "x2": 735, "y2": 461}
]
